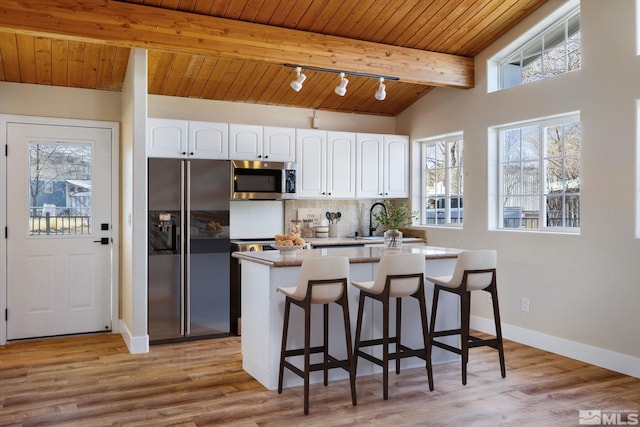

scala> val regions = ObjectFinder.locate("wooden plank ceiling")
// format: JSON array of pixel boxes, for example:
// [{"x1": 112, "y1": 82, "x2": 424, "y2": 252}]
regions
[{"x1": 0, "y1": 0, "x2": 547, "y2": 116}]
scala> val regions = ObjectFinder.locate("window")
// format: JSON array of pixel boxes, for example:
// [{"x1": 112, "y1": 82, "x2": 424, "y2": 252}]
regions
[
  {"x1": 498, "y1": 7, "x2": 580, "y2": 89},
  {"x1": 497, "y1": 114, "x2": 580, "y2": 232},
  {"x1": 29, "y1": 142, "x2": 93, "y2": 235},
  {"x1": 421, "y1": 134, "x2": 463, "y2": 226}
]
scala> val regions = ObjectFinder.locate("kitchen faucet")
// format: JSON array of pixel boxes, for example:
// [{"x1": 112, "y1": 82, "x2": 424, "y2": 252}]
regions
[{"x1": 369, "y1": 202, "x2": 387, "y2": 236}]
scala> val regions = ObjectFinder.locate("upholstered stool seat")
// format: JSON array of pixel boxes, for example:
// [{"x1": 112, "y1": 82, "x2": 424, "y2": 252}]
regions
[
  {"x1": 427, "y1": 249, "x2": 506, "y2": 385},
  {"x1": 277, "y1": 256, "x2": 356, "y2": 415},
  {"x1": 351, "y1": 253, "x2": 434, "y2": 400}
]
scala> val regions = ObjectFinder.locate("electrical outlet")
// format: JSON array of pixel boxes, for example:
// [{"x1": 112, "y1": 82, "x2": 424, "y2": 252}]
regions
[{"x1": 521, "y1": 297, "x2": 530, "y2": 313}]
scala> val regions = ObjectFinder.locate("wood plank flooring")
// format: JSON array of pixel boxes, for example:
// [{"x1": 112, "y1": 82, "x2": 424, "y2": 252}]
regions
[{"x1": 1, "y1": 333, "x2": 639, "y2": 426}]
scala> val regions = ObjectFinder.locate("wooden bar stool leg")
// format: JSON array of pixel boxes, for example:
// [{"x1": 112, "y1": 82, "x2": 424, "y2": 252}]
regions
[
  {"x1": 353, "y1": 292, "x2": 365, "y2": 372},
  {"x1": 490, "y1": 285, "x2": 506, "y2": 378},
  {"x1": 340, "y1": 295, "x2": 357, "y2": 406},
  {"x1": 395, "y1": 298, "x2": 402, "y2": 375},
  {"x1": 303, "y1": 303, "x2": 311, "y2": 415},
  {"x1": 460, "y1": 291, "x2": 471, "y2": 386},
  {"x1": 429, "y1": 287, "x2": 440, "y2": 346},
  {"x1": 278, "y1": 298, "x2": 291, "y2": 394},
  {"x1": 382, "y1": 296, "x2": 390, "y2": 401},
  {"x1": 417, "y1": 289, "x2": 434, "y2": 391},
  {"x1": 323, "y1": 304, "x2": 329, "y2": 386}
]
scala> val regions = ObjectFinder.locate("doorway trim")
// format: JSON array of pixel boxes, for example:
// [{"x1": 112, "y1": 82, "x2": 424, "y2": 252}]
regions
[{"x1": 0, "y1": 114, "x2": 120, "y2": 345}]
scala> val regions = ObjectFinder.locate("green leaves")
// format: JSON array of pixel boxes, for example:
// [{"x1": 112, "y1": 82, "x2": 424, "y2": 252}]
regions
[{"x1": 372, "y1": 200, "x2": 418, "y2": 230}]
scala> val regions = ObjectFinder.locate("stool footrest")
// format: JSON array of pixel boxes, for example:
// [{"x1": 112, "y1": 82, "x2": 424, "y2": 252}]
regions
[
  {"x1": 432, "y1": 335, "x2": 501, "y2": 354},
  {"x1": 468, "y1": 337, "x2": 500, "y2": 349},
  {"x1": 283, "y1": 345, "x2": 325, "y2": 358},
  {"x1": 357, "y1": 341, "x2": 427, "y2": 368},
  {"x1": 432, "y1": 340, "x2": 462, "y2": 355},
  {"x1": 433, "y1": 328, "x2": 462, "y2": 338},
  {"x1": 283, "y1": 355, "x2": 352, "y2": 378}
]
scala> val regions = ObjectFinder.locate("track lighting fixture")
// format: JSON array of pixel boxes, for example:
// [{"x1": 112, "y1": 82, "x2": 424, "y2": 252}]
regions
[
  {"x1": 289, "y1": 66, "x2": 307, "y2": 92},
  {"x1": 374, "y1": 77, "x2": 386, "y2": 100},
  {"x1": 284, "y1": 64, "x2": 397, "y2": 99},
  {"x1": 334, "y1": 72, "x2": 349, "y2": 96}
]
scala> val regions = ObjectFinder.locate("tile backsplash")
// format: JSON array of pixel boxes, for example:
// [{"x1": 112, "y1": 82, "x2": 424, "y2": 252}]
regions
[{"x1": 284, "y1": 199, "x2": 391, "y2": 238}]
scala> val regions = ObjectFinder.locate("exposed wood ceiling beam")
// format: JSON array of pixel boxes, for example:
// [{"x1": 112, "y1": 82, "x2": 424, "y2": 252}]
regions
[{"x1": 0, "y1": 0, "x2": 474, "y2": 89}]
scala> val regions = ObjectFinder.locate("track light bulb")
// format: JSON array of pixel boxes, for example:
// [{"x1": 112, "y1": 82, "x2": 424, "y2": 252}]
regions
[
  {"x1": 290, "y1": 67, "x2": 307, "y2": 92},
  {"x1": 334, "y1": 72, "x2": 349, "y2": 96},
  {"x1": 375, "y1": 77, "x2": 386, "y2": 100}
]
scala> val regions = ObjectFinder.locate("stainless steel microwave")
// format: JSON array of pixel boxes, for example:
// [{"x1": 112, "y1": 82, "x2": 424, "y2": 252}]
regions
[{"x1": 231, "y1": 160, "x2": 297, "y2": 200}]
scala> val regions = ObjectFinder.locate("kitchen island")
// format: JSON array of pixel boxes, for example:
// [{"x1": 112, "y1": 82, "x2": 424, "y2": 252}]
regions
[{"x1": 233, "y1": 245, "x2": 463, "y2": 390}]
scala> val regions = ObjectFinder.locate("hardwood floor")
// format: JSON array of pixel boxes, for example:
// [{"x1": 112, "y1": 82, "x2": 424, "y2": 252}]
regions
[{"x1": 1, "y1": 333, "x2": 638, "y2": 426}]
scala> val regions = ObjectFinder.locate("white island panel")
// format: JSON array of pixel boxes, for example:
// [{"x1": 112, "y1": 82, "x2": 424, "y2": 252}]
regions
[{"x1": 239, "y1": 246, "x2": 462, "y2": 390}]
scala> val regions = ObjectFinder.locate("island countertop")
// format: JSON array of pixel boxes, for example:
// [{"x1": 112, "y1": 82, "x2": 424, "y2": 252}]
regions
[
  {"x1": 304, "y1": 236, "x2": 425, "y2": 247},
  {"x1": 232, "y1": 245, "x2": 462, "y2": 267}
]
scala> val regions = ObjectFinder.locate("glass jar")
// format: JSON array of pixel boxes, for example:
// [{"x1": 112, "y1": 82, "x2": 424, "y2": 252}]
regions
[
  {"x1": 302, "y1": 219, "x2": 314, "y2": 238},
  {"x1": 290, "y1": 219, "x2": 302, "y2": 235},
  {"x1": 384, "y1": 229, "x2": 403, "y2": 249}
]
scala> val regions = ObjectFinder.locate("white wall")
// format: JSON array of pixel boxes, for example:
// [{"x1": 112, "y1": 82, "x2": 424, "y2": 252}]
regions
[
  {"x1": 0, "y1": 82, "x2": 121, "y2": 121},
  {"x1": 119, "y1": 49, "x2": 149, "y2": 353},
  {"x1": 397, "y1": 0, "x2": 640, "y2": 376},
  {"x1": 148, "y1": 95, "x2": 396, "y2": 134}
]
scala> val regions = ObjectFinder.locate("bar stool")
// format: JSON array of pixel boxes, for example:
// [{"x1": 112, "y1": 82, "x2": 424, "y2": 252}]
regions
[
  {"x1": 277, "y1": 256, "x2": 356, "y2": 415},
  {"x1": 427, "y1": 249, "x2": 506, "y2": 385},
  {"x1": 351, "y1": 253, "x2": 434, "y2": 400}
]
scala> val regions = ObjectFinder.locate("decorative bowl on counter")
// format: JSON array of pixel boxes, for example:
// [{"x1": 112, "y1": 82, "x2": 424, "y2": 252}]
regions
[{"x1": 271, "y1": 244, "x2": 304, "y2": 252}]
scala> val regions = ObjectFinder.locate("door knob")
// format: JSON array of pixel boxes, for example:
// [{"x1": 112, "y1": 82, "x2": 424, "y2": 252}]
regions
[{"x1": 93, "y1": 237, "x2": 109, "y2": 245}]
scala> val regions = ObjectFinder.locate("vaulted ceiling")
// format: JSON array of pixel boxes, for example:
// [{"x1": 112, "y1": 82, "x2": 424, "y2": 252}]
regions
[{"x1": 0, "y1": 0, "x2": 547, "y2": 116}]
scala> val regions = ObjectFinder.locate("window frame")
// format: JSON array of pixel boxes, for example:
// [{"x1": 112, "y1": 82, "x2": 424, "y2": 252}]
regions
[
  {"x1": 495, "y1": 113, "x2": 581, "y2": 233},
  {"x1": 493, "y1": 4, "x2": 581, "y2": 91},
  {"x1": 419, "y1": 133, "x2": 464, "y2": 227}
]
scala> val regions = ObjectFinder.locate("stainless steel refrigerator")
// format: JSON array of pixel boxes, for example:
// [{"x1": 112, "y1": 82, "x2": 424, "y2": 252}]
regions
[{"x1": 148, "y1": 158, "x2": 230, "y2": 343}]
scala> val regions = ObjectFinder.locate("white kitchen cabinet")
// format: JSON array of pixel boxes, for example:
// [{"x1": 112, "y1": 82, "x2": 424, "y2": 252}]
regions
[
  {"x1": 229, "y1": 123, "x2": 263, "y2": 160},
  {"x1": 147, "y1": 118, "x2": 188, "y2": 158},
  {"x1": 230, "y1": 124, "x2": 296, "y2": 162},
  {"x1": 356, "y1": 133, "x2": 409, "y2": 198},
  {"x1": 147, "y1": 118, "x2": 228, "y2": 159},
  {"x1": 188, "y1": 121, "x2": 229, "y2": 159},
  {"x1": 263, "y1": 126, "x2": 296, "y2": 162},
  {"x1": 296, "y1": 129, "x2": 356, "y2": 198}
]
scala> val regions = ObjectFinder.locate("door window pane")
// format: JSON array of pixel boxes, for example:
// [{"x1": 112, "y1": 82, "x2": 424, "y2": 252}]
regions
[{"x1": 29, "y1": 142, "x2": 92, "y2": 235}]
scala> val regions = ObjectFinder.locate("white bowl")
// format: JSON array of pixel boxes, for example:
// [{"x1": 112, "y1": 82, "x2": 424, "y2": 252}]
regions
[{"x1": 271, "y1": 244, "x2": 304, "y2": 252}]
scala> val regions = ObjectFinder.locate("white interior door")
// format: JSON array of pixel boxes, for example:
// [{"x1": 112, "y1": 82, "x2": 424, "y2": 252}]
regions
[{"x1": 6, "y1": 122, "x2": 113, "y2": 340}]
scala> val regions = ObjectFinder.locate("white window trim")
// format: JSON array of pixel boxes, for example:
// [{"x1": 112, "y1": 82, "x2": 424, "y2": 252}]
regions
[
  {"x1": 419, "y1": 132, "x2": 464, "y2": 227},
  {"x1": 488, "y1": 0, "x2": 580, "y2": 93},
  {"x1": 492, "y1": 112, "x2": 580, "y2": 233}
]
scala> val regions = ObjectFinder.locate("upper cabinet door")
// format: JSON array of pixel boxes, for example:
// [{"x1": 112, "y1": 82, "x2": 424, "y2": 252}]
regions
[
  {"x1": 356, "y1": 133, "x2": 384, "y2": 198},
  {"x1": 384, "y1": 135, "x2": 409, "y2": 198},
  {"x1": 229, "y1": 124, "x2": 263, "y2": 160},
  {"x1": 188, "y1": 121, "x2": 229, "y2": 159},
  {"x1": 327, "y1": 131, "x2": 356, "y2": 199},
  {"x1": 263, "y1": 126, "x2": 296, "y2": 162},
  {"x1": 356, "y1": 133, "x2": 409, "y2": 199},
  {"x1": 147, "y1": 118, "x2": 188, "y2": 158},
  {"x1": 296, "y1": 129, "x2": 327, "y2": 198}
]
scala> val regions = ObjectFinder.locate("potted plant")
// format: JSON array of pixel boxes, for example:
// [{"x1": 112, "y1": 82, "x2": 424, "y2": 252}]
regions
[{"x1": 372, "y1": 201, "x2": 418, "y2": 248}]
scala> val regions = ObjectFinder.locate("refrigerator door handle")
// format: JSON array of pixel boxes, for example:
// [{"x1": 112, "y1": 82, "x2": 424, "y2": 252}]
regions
[
  {"x1": 184, "y1": 160, "x2": 191, "y2": 336},
  {"x1": 180, "y1": 160, "x2": 187, "y2": 336}
]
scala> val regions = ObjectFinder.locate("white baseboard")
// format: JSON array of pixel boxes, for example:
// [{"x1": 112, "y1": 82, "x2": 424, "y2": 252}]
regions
[
  {"x1": 117, "y1": 319, "x2": 149, "y2": 354},
  {"x1": 470, "y1": 315, "x2": 640, "y2": 379}
]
